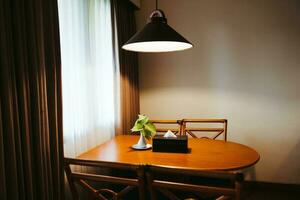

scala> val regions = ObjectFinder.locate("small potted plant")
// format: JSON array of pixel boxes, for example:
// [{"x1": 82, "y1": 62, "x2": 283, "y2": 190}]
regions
[{"x1": 131, "y1": 115, "x2": 156, "y2": 149}]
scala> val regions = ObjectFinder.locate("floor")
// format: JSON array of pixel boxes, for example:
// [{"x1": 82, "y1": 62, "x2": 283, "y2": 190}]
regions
[
  {"x1": 243, "y1": 182, "x2": 300, "y2": 200},
  {"x1": 149, "y1": 182, "x2": 300, "y2": 200}
]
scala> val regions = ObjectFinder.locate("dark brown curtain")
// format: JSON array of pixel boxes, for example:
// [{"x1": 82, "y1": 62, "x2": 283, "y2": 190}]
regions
[
  {"x1": 0, "y1": 0, "x2": 64, "y2": 199},
  {"x1": 112, "y1": 0, "x2": 140, "y2": 135}
]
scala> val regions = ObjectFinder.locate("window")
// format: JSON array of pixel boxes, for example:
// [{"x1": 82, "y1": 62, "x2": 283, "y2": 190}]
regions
[{"x1": 58, "y1": 0, "x2": 117, "y2": 157}]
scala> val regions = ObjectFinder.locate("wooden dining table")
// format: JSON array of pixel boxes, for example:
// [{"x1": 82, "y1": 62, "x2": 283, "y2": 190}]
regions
[{"x1": 77, "y1": 135, "x2": 260, "y2": 171}]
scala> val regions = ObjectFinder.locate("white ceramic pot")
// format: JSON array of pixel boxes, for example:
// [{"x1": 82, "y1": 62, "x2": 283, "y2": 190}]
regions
[{"x1": 135, "y1": 133, "x2": 147, "y2": 148}]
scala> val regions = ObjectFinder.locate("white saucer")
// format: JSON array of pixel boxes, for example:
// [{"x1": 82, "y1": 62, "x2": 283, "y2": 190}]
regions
[{"x1": 131, "y1": 144, "x2": 152, "y2": 150}]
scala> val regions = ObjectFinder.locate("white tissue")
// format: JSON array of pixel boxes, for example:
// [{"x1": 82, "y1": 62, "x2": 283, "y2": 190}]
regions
[{"x1": 164, "y1": 130, "x2": 177, "y2": 138}]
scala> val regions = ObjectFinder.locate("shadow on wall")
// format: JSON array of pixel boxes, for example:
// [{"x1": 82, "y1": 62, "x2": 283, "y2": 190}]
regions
[
  {"x1": 277, "y1": 139, "x2": 300, "y2": 184},
  {"x1": 243, "y1": 166, "x2": 257, "y2": 182}
]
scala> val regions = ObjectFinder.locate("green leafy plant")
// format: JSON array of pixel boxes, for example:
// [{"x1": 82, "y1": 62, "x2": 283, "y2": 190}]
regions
[{"x1": 131, "y1": 115, "x2": 156, "y2": 140}]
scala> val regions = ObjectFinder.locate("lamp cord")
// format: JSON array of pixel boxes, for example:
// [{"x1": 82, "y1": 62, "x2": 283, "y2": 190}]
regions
[{"x1": 156, "y1": 0, "x2": 158, "y2": 10}]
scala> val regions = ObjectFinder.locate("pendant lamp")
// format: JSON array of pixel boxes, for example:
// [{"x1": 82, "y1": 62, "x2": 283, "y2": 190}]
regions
[{"x1": 122, "y1": 0, "x2": 193, "y2": 53}]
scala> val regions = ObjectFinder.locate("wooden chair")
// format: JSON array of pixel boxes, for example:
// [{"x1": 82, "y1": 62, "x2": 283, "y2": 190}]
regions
[
  {"x1": 150, "y1": 120, "x2": 183, "y2": 135},
  {"x1": 146, "y1": 165, "x2": 243, "y2": 200},
  {"x1": 64, "y1": 158, "x2": 145, "y2": 200},
  {"x1": 181, "y1": 119, "x2": 228, "y2": 141}
]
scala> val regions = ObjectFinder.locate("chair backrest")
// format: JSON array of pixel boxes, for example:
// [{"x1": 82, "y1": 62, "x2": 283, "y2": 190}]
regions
[
  {"x1": 64, "y1": 158, "x2": 145, "y2": 200},
  {"x1": 181, "y1": 119, "x2": 228, "y2": 141},
  {"x1": 150, "y1": 120, "x2": 182, "y2": 135},
  {"x1": 146, "y1": 165, "x2": 243, "y2": 200}
]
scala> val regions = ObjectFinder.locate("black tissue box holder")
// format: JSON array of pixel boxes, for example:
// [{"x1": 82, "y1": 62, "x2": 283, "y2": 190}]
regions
[{"x1": 152, "y1": 135, "x2": 188, "y2": 153}]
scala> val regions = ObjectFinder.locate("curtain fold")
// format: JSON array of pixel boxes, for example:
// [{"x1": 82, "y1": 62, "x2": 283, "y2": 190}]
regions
[
  {"x1": 0, "y1": 0, "x2": 64, "y2": 199},
  {"x1": 112, "y1": 0, "x2": 140, "y2": 135}
]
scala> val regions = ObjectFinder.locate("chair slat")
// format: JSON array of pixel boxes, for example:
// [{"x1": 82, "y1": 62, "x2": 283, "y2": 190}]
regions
[
  {"x1": 157, "y1": 188, "x2": 181, "y2": 200},
  {"x1": 65, "y1": 158, "x2": 138, "y2": 170},
  {"x1": 71, "y1": 172, "x2": 139, "y2": 185},
  {"x1": 153, "y1": 180, "x2": 236, "y2": 195},
  {"x1": 150, "y1": 120, "x2": 182, "y2": 135},
  {"x1": 77, "y1": 180, "x2": 107, "y2": 200},
  {"x1": 183, "y1": 119, "x2": 227, "y2": 123},
  {"x1": 148, "y1": 165, "x2": 243, "y2": 181},
  {"x1": 182, "y1": 119, "x2": 228, "y2": 141},
  {"x1": 185, "y1": 128, "x2": 224, "y2": 132}
]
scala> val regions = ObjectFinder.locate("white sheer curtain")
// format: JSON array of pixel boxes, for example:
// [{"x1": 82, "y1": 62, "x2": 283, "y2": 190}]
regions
[{"x1": 58, "y1": 0, "x2": 117, "y2": 157}]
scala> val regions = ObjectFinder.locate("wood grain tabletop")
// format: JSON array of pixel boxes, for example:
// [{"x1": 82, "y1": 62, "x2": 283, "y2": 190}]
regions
[{"x1": 77, "y1": 135, "x2": 260, "y2": 171}]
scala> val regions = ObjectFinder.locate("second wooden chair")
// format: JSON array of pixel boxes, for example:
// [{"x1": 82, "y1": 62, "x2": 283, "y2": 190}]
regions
[
  {"x1": 146, "y1": 165, "x2": 243, "y2": 200},
  {"x1": 65, "y1": 158, "x2": 146, "y2": 200}
]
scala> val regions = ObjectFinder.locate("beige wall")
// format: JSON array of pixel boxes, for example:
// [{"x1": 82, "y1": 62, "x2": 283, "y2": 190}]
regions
[{"x1": 136, "y1": 0, "x2": 300, "y2": 184}]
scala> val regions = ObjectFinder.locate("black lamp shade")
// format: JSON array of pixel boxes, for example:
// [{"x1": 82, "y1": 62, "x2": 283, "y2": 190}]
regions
[{"x1": 122, "y1": 11, "x2": 193, "y2": 53}]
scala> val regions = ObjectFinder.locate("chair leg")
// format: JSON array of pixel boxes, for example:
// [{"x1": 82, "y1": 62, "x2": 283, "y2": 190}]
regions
[
  {"x1": 137, "y1": 166, "x2": 146, "y2": 200},
  {"x1": 235, "y1": 181, "x2": 242, "y2": 200},
  {"x1": 65, "y1": 165, "x2": 79, "y2": 200},
  {"x1": 146, "y1": 171, "x2": 157, "y2": 200}
]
